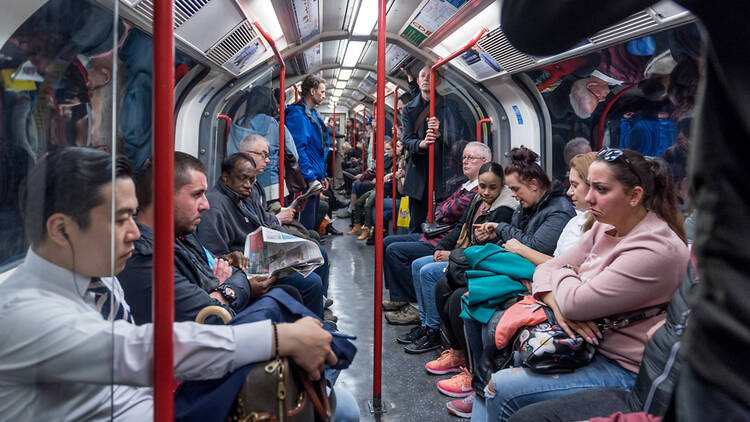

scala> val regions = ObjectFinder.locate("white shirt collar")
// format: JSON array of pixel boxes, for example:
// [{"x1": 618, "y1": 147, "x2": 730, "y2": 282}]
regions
[
  {"x1": 21, "y1": 248, "x2": 94, "y2": 300},
  {"x1": 462, "y1": 179, "x2": 479, "y2": 191},
  {"x1": 591, "y1": 70, "x2": 623, "y2": 86}
]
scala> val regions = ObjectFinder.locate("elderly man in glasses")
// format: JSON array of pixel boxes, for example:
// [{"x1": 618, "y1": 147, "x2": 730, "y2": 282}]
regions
[{"x1": 196, "y1": 152, "x2": 326, "y2": 318}]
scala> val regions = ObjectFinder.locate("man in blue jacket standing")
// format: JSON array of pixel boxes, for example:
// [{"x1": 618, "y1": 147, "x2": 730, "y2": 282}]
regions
[{"x1": 285, "y1": 74, "x2": 330, "y2": 229}]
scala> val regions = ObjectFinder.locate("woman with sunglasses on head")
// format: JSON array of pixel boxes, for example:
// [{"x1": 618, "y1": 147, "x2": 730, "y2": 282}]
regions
[{"x1": 472, "y1": 148, "x2": 689, "y2": 422}]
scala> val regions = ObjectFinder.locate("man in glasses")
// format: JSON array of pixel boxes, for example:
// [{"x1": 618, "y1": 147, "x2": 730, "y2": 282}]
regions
[{"x1": 197, "y1": 152, "x2": 326, "y2": 318}]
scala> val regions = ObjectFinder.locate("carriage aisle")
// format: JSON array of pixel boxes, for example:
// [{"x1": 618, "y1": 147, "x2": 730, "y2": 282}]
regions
[{"x1": 325, "y1": 218, "x2": 454, "y2": 421}]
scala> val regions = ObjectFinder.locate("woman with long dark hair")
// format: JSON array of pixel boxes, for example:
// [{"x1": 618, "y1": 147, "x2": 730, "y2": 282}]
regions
[{"x1": 473, "y1": 148, "x2": 689, "y2": 422}]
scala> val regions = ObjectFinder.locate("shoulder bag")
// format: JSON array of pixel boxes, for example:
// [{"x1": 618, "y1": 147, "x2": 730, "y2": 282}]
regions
[{"x1": 517, "y1": 303, "x2": 669, "y2": 374}]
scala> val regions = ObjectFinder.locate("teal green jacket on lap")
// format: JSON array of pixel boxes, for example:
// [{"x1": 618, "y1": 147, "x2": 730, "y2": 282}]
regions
[{"x1": 460, "y1": 243, "x2": 535, "y2": 323}]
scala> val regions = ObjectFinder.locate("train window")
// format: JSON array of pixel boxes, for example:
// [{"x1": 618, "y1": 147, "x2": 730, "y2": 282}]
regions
[
  {"x1": 526, "y1": 23, "x2": 703, "y2": 201},
  {"x1": 0, "y1": 0, "x2": 196, "y2": 267}
]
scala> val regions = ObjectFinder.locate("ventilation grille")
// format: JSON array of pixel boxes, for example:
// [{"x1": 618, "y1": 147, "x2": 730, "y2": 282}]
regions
[
  {"x1": 174, "y1": 0, "x2": 212, "y2": 27},
  {"x1": 205, "y1": 20, "x2": 258, "y2": 67},
  {"x1": 478, "y1": 27, "x2": 536, "y2": 73},
  {"x1": 588, "y1": 11, "x2": 658, "y2": 45},
  {"x1": 132, "y1": 0, "x2": 213, "y2": 29}
]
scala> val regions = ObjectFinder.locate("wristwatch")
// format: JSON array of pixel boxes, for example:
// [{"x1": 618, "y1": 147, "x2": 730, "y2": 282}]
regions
[{"x1": 211, "y1": 284, "x2": 237, "y2": 305}]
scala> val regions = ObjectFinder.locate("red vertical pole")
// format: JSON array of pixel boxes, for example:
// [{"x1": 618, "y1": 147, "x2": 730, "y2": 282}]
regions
[
  {"x1": 371, "y1": 103, "x2": 376, "y2": 163},
  {"x1": 254, "y1": 22, "x2": 286, "y2": 206},
  {"x1": 392, "y1": 88, "x2": 398, "y2": 231},
  {"x1": 476, "y1": 117, "x2": 491, "y2": 143},
  {"x1": 153, "y1": 1, "x2": 174, "y2": 421},
  {"x1": 428, "y1": 28, "x2": 487, "y2": 223},
  {"x1": 294, "y1": 84, "x2": 300, "y2": 102},
  {"x1": 373, "y1": 0, "x2": 386, "y2": 408},
  {"x1": 332, "y1": 104, "x2": 336, "y2": 184}
]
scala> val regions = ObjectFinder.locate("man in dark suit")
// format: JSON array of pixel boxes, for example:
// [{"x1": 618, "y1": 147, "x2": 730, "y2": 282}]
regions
[{"x1": 401, "y1": 64, "x2": 468, "y2": 232}]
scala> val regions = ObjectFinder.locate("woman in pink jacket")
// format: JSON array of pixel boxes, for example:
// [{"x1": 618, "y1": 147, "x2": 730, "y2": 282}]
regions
[{"x1": 473, "y1": 148, "x2": 689, "y2": 422}]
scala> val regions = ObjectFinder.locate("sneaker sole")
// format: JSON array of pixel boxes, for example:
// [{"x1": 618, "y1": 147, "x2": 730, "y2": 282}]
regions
[
  {"x1": 404, "y1": 343, "x2": 441, "y2": 354},
  {"x1": 396, "y1": 337, "x2": 419, "y2": 345},
  {"x1": 446, "y1": 403, "x2": 472, "y2": 419},
  {"x1": 437, "y1": 384, "x2": 474, "y2": 398},
  {"x1": 425, "y1": 365, "x2": 463, "y2": 375}
]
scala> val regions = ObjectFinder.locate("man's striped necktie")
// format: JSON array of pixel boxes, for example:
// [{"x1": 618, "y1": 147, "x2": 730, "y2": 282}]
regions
[{"x1": 87, "y1": 277, "x2": 134, "y2": 323}]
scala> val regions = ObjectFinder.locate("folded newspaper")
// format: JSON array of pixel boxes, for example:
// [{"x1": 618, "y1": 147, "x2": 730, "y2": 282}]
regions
[
  {"x1": 289, "y1": 180, "x2": 323, "y2": 211},
  {"x1": 243, "y1": 226, "x2": 324, "y2": 278}
]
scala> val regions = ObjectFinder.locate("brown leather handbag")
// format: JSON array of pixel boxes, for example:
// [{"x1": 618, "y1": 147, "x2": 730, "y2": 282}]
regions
[{"x1": 195, "y1": 306, "x2": 333, "y2": 422}]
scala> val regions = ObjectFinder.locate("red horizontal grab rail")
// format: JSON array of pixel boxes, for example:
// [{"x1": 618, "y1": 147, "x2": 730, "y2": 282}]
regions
[
  {"x1": 254, "y1": 21, "x2": 287, "y2": 206},
  {"x1": 428, "y1": 27, "x2": 487, "y2": 223},
  {"x1": 476, "y1": 117, "x2": 491, "y2": 143},
  {"x1": 218, "y1": 114, "x2": 232, "y2": 156}
]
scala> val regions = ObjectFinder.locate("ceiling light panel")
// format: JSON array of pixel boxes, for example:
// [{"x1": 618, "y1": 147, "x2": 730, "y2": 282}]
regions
[
  {"x1": 352, "y1": 0, "x2": 379, "y2": 36},
  {"x1": 342, "y1": 41, "x2": 366, "y2": 67},
  {"x1": 338, "y1": 69, "x2": 353, "y2": 81}
]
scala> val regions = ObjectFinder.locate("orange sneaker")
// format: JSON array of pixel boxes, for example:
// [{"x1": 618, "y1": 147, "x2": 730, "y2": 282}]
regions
[
  {"x1": 436, "y1": 367, "x2": 473, "y2": 398},
  {"x1": 425, "y1": 349, "x2": 466, "y2": 375}
]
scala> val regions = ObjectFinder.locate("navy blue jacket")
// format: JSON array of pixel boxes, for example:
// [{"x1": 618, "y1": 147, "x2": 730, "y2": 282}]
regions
[
  {"x1": 175, "y1": 288, "x2": 356, "y2": 422},
  {"x1": 118, "y1": 223, "x2": 251, "y2": 324}
]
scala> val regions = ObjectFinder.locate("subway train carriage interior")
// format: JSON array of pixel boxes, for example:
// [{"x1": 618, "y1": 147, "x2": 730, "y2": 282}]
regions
[{"x1": 2, "y1": 0, "x2": 749, "y2": 421}]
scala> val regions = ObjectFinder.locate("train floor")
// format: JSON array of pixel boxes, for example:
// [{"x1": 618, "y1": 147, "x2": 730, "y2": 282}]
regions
[{"x1": 324, "y1": 217, "x2": 460, "y2": 421}]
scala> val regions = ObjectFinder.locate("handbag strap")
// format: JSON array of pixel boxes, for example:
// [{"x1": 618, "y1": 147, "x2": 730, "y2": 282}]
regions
[
  {"x1": 302, "y1": 374, "x2": 331, "y2": 422},
  {"x1": 598, "y1": 303, "x2": 670, "y2": 331}
]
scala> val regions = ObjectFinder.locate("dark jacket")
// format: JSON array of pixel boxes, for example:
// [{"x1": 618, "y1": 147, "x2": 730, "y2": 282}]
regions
[
  {"x1": 437, "y1": 187, "x2": 516, "y2": 250},
  {"x1": 494, "y1": 183, "x2": 576, "y2": 256},
  {"x1": 401, "y1": 93, "x2": 467, "y2": 201},
  {"x1": 197, "y1": 181, "x2": 280, "y2": 257},
  {"x1": 119, "y1": 223, "x2": 250, "y2": 324},
  {"x1": 627, "y1": 260, "x2": 698, "y2": 415}
]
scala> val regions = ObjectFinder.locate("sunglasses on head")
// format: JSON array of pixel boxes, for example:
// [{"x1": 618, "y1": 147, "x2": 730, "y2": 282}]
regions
[{"x1": 597, "y1": 148, "x2": 642, "y2": 186}]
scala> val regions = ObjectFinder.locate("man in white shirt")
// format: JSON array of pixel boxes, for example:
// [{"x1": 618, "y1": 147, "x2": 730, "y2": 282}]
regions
[{"x1": 0, "y1": 147, "x2": 336, "y2": 421}]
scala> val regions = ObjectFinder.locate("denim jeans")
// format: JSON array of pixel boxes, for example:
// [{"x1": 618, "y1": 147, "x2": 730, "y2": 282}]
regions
[
  {"x1": 472, "y1": 354, "x2": 637, "y2": 422},
  {"x1": 314, "y1": 245, "x2": 330, "y2": 296},
  {"x1": 300, "y1": 194, "x2": 320, "y2": 230},
  {"x1": 331, "y1": 385, "x2": 360, "y2": 422},
  {"x1": 411, "y1": 255, "x2": 448, "y2": 328},
  {"x1": 383, "y1": 234, "x2": 434, "y2": 302}
]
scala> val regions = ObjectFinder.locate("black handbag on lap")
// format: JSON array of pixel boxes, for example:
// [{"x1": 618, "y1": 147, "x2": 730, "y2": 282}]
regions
[{"x1": 421, "y1": 222, "x2": 454, "y2": 239}]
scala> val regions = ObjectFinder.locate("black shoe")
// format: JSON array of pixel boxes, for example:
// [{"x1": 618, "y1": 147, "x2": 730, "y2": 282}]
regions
[
  {"x1": 366, "y1": 234, "x2": 376, "y2": 245},
  {"x1": 326, "y1": 225, "x2": 344, "y2": 236},
  {"x1": 397, "y1": 325, "x2": 427, "y2": 344},
  {"x1": 404, "y1": 327, "x2": 442, "y2": 354}
]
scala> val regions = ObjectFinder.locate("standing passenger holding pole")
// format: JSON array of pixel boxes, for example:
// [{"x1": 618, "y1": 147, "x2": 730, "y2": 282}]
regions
[
  {"x1": 401, "y1": 64, "x2": 467, "y2": 232},
  {"x1": 285, "y1": 75, "x2": 330, "y2": 230}
]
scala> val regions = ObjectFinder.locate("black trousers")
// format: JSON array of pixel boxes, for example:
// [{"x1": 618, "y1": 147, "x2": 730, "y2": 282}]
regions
[
  {"x1": 408, "y1": 195, "x2": 428, "y2": 233},
  {"x1": 435, "y1": 276, "x2": 468, "y2": 351}
]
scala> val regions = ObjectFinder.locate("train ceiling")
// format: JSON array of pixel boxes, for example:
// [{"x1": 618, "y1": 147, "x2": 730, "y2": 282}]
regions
[{"x1": 114, "y1": 0, "x2": 694, "y2": 109}]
